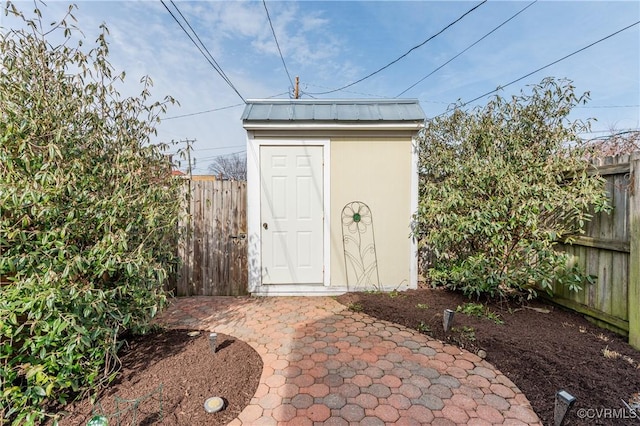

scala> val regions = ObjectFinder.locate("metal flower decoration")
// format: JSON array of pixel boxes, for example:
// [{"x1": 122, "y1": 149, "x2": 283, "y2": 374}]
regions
[
  {"x1": 342, "y1": 201, "x2": 373, "y2": 233},
  {"x1": 341, "y1": 201, "x2": 380, "y2": 289}
]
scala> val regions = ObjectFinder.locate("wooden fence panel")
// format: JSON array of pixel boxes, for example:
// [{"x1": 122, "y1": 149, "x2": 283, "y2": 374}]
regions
[
  {"x1": 628, "y1": 154, "x2": 640, "y2": 349},
  {"x1": 176, "y1": 180, "x2": 247, "y2": 296},
  {"x1": 554, "y1": 153, "x2": 638, "y2": 347}
]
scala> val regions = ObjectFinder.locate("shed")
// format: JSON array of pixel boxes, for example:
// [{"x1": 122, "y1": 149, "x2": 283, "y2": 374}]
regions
[{"x1": 242, "y1": 99, "x2": 425, "y2": 296}]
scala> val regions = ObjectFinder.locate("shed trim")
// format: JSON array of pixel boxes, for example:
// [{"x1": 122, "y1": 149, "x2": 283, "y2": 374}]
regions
[
  {"x1": 243, "y1": 122, "x2": 424, "y2": 131},
  {"x1": 246, "y1": 136, "x2": 331, "y2": 293}
]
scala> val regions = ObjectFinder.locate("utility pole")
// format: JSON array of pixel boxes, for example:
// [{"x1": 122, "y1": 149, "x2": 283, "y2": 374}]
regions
[
  {"x1": 294, "y1": 76, "x2": 299, "y2": 99},
  {"x1": 178, "y1": 139, "x2": 196, "y2": 279},
  {"x1": 177, "y1": 138, "x2": 196, "y2": 206},
  {"x1": 184, "y1": 138, "x2": 195, "y2": 180},
  {"x1": 175, "y1": 138, "x2": 196, "y2": 178}
]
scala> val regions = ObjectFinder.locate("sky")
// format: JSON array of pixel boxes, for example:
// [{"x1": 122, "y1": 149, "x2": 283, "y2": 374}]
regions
[{"x1": 2, "y1": 1, "x2": 639, "y2": 174}]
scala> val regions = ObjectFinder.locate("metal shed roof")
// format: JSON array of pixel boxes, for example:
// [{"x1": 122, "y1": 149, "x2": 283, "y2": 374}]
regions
[{"x1": 241, "y1": 99, "x2": 425, "y2": 123}]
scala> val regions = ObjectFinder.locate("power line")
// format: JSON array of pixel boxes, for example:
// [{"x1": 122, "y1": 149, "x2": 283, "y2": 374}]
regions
[
  {"x1": 163, "y1": 103, "x2": 245, "y2": 120},
  {"x1": 190, "y1": 149, "x2": 248, "y2": 173},
  {"x1": 419, "y1": 99, "x2": 451, "y2": 105},
  {"x1": 396, "y1": 0, "x2": 537, "y2": 97},
  {"x1": 263, "y1": 0, "x2": 294, "y2": 93},
  {"x1": 196, "y1": 144, "x2": 246, "y2": 152},
  {"x1": 168, "y1": 145, "x2": 245, "y2": 160},
  {"x1": 432, "y1": 19, "x2": 640, "y2": 119},
  {"x1": 167, "y1": 0, "x2": 243, "y2": 101},
  {"x1": 162, "y1": 91, "x2": 289, "y2": 121},
  {"x1": 583, "y1": 129, "x2": 639, "y2": 141},
  {"x1": 161, "y1": 0, "x2": 246, "y2": 103},
  {"x1": 306, "y1": 0, "x2": 487, "y2": 96},
  {"x1": 304, "y1": 83, "x2": 388, "y2": 98},
  {"x1": 197, "y1": 150, "x2": 247, "y2": 162},
  {"x1": 576, "y1": 104, "x2": 640, "y2": 109},
  {"x1": 169, "y1": 0, "x2": 244, "y2": 102},
  {"x1": 266, "y1": 91, "x2": 291, "y2": 99},
  {"x1": 579, "y1": 128, "x2": 639, "y2": 135}
]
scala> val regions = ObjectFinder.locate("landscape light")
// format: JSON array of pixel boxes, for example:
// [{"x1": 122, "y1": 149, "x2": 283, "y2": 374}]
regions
[
  {"x1": 209, "y1": 332, "x2": 218, "y2": 353},
  {"x1": 443, "y1": 309, "x2": 455, "y2": 333},
  {"x1": 554, "y1": 390, "x2": 576, "y2": 426},
  {"x1": 204, "y1": 396, "x2": 225, "y2": 413}
]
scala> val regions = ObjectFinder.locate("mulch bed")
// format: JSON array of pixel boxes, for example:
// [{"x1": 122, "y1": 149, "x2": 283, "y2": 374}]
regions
[
  {"x1": 50, "y1": 288, "x2": 639, "y2": 425},
  {"x1": 337, "y1": 287, "x2": 640, "y2": 426},
  {"x1": 54, "y1": 330, "x2": 262, "y2": 426}
]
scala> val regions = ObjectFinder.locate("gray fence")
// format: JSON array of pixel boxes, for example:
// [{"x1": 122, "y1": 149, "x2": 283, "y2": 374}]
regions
[
  {"x1": 175, "y1": 179, "x2": 248, "y2": 296},
  {"x1": 554, "y1": 153, "x2": 639, "y2": 349}
]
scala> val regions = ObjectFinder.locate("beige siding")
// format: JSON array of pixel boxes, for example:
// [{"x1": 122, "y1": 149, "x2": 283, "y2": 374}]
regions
[{"x1": 330, "y1": 138, "x2": 413, "y2": 290}]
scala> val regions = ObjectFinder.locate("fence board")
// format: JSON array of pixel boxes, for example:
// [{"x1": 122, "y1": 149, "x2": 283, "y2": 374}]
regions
[
  {"x1": 176, "y1": 180, "x2": 247, "y2": 296},
  {"x1": 628, "y1": 153, "x2": 640, "y2": 348},
  {"x1": 554, "y1": 153, "x2": 639, "y2": 348}
]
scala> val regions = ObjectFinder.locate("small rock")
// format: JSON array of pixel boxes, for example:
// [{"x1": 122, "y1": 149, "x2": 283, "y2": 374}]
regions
[
  {"x1": 477, "y1": 349, "x2": 487, "y2": 359},
  {"x1": 187, "y1": 331, "x2": 200, "y2": 337},
  {"x1": 524, "y1": 306, "x2": 550, "y2": 314}
]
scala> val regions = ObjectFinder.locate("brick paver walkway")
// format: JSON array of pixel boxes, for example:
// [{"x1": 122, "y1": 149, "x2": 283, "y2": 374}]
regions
[{"x1": 157, "y1": 296, "x2": 541, "y2": 425}]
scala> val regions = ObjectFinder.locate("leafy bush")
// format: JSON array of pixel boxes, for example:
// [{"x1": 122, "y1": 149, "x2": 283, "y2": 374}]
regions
[
  {"x1": 0, "y1": 4, "x2": 181, "y2": 424},
  {"x1": 456, "y1": 303, "x2": 504, "y2": 325},
  {"x1": 413, "y1": 78, "x2": 609, "y2": 300}
]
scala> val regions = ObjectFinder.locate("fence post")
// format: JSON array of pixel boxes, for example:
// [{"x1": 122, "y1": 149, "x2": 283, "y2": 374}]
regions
[{"x1": 629, "y1": 153, "x2": 640, "y2": 350}]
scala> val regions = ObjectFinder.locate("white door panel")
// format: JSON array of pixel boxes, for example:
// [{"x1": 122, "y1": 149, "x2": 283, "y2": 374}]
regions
[{"x1": 261, "y1": 146, "x2": 323, "y2": 284}]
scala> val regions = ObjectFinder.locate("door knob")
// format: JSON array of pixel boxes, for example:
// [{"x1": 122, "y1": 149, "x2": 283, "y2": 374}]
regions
[{"x1": 263, "y1": 223, "x2": 268, "y2": 230}]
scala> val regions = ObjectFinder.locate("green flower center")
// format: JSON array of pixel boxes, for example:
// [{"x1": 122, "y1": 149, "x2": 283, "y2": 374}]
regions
[{"x1": 353, "y1": 213, "x2": 361, "y2": 223}]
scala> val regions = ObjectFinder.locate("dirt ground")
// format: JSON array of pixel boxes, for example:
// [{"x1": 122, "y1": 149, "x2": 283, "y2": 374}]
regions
[
  {"x1": 337, "y1": 288, "x2": 640, "y2": 426},
  {"x1": 53, "y1": 288, "x2": 639, "y2": 426},
  {"x1": 53, "y1": 330, "x2": 262, "y2": 426}
]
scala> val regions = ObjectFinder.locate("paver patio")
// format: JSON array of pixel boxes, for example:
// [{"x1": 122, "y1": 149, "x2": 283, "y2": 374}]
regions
[{"x1": 157, "y1": 296, "x2": 542, "y2": 425}]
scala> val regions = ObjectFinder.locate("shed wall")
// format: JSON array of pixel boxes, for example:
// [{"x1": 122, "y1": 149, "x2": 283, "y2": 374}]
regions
[{"x1": 330, "y1": 138, "x2": 413, "y2": 290}]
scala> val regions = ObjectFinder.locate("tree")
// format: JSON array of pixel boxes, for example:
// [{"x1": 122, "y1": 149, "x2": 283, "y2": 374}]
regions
[
  {"x1": 0, "y1": 3, "x2": 180, "y2": 424},
  {"x1": 208, "y1": 152, "x2": 247, "y2": 180},
  {"x1": 413, "y1": 78, "x2": 610, "y2": 300}
]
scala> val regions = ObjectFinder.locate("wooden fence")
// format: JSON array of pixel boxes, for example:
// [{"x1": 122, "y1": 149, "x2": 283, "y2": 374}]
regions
[
  {"x1": 554, "y1": 153, "x2": 639, "y2": 349},
  {"x1": 174, "y1": 179, "x2": 248, "y2": 296}
]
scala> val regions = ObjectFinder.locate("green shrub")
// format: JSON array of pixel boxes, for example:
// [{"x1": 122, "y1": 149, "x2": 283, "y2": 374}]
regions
[
  {"x1": 347, "y1": 302, "x2": 364, "y2": 312},
  {"x1": 0, "y1": 3, "x2": 180, "y2": 424},
  {"x1": 456, "y1": 303, "x2": 504, "y2": 325},
  {"x1": 416, "y1": 321, "x2": 431, "y2": 333},
  {"x1": 413, "y1": 78, "x2": 609, "y2": 300}
]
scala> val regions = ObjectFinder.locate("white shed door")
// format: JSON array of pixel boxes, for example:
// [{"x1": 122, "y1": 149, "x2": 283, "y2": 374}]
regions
[{"x1": 261, "y1": 146, "x2": 324, "y2": 284}]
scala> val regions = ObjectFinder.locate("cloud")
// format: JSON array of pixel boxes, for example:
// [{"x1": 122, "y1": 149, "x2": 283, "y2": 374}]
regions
[
  {"x1": 2, "y1": 0, "x2": 637, "y2": 166},
  {"x1": 178, "y1": 1, "x2": 358, "y2": 84}
]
